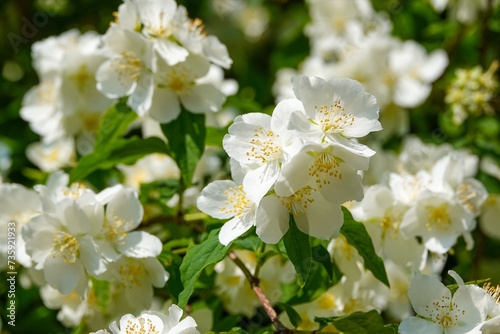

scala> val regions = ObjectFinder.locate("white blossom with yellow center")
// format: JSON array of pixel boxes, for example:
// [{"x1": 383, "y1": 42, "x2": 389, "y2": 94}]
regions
[
  {"x1": 274, "y1": 142, "x2": 366, "y2": 205},
  {"x1": 197, "y1": 180, "x2": 259, "y2": 245},
  {"x1": 400, "y1": 192, "x2": 475, "y2": 254},
  {"x1": 149, "y1": 54, "x2": 226, "y2": 124},
  {"x1": 255, "y1": 188, "x2": 343, "y2": 243},
  {"x1": 93, "y1": 305, "x2": 199, "y2": 334},
  {"x1": 400, "y1": 270, "x2": 489, "y2": 334},
  {"x1": 223, "y1": 109, "x2": 302, "y2": 201},
  {"x1": 96, "y1": 25, "x2": 155, "y2": 117},
  {"x1": 95, "y1": 185, "x2": 161, "y2": 261},
  {"x1": 22, "y1": 198, "x2": 107, "y2": 296},
  {"x1": 287, "y1": 75, "x2": 381, "y2": 158}
]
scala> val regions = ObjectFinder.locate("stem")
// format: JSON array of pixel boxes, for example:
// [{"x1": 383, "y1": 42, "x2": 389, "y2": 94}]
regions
[{"x1": 228, "y1": 251, "x2": 291, "y2": 333}]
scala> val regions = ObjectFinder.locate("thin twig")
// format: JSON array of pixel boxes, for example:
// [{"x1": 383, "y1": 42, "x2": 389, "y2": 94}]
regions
[{"x1": 229, "y1": 251, "x2": 291, "y2": 333}]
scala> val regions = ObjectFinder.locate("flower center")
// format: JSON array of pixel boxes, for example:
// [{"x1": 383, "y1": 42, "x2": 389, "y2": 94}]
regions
[
  {"x1": 115, "y1": 51, "x2": 143, "y2": 83},
  {"x1": 280, "y1": 188, "x2": 315, "y2": 216},
  {"x1": 220, "y1": 185, "x2": 251, "y2": 218},
  {"x1": 145, "y1": 11, "x2": 174, "y2": 38},
  {"x1": 125, "y1": 316, "x2": 161, "y2": 334},
  {"x1": 36, "y1": 80, "x2": 58, "y2": 104},
  {"x1": 380, "y1": 208, "x2": 403, "y2": 239},
  {"x1": 62, "y1": 183, "x2": 87, "y2": 200},
  {"x1": 161, "y1": 64, "x2": 194, "y2": 96},
  {"x1": 425, "y1": 295, "x2": 464, "y2": 328},
  {"x1": 315, "y1": 100, "x2": 355, "y2": 134},
  {"x1": 52, "y1": 231, "x2": 80, "y2": 264},
  {"x1": 317, "y1": 292, "x2": 336, "y2": 309},
  {"x1": 426, "y1": 204, "x2": 451, "y2": 231},
  {"x1": 308, "y1": 153, "x2": 341, "y2": 188},
  {"x1": 245, "y1": 126, "x2": 282, "y2": 163},
  {"x1": 119, "y1": 260, "x2": 146, "y2": 288}
]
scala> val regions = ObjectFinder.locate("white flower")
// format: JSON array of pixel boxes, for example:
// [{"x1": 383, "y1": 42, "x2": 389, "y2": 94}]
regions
[
  {"x1": 40, "y1": 284, "x2": 95, "y2": 327},
  {"x1": 255, "y1": 188, "x2": 343, "y2": 243},
  {"x1": 22, "y1": 198, "x2": 107, "y2": 296},
  {"x1": 388, "y1": 40, "x2": 448, "y2": 108},
  {"x1": 95, "y1": 185, "x2": 161, "y2": 261},
  {"x1": 96, "y1": 26, "x2": 155, "y2": 116},
  {"x1": 288, "y1": 75, "x2": 381, "y2": 157},
  {"x1": 399, "y1": 270, "x2": 489, "y2": 334},
  {"x1": 98, "y1": 257, "x2": 169, "y2": 311},
  {"x1": 223, "y1": 108, "x2": 302, "y2": 201},
  {"x1": 480, "y1": 195, "x2": 500, "y2": 240},
  {"x1": 104, "y1": 305, "x2": 199, "y2": 334},
  {"x1": 358, "y1": 185, "x2": 426, "y2": 269},
  {"x1": 26, "y1": 137, "x2": 75, "y2": 172},
  {"x1": 118, "y1": 153, "x2": 180, "y2": 190},
  {"x1": 0, "y1": 183, "x2": 42, "y2": 268},
  {"x1": 274, "y1": 142, "x2": 365, "y2": 204},
  {"x1": 197, "y1": 180, "x2": 259, "y2": 245},
  {"x1": 149, "y1": 54, "x2": 226, "y2": 123},
  {"x1": 400, "y1": 191, "x2": 475, "y2": 254}
]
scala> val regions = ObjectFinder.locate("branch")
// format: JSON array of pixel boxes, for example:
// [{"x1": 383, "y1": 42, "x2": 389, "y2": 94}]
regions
[{"x1": 228, "y1": 251, "x2": 291, "y2": 333}]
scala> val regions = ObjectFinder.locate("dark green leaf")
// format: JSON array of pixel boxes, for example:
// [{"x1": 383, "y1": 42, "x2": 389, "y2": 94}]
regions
[
  {"x1": 161, "y1": 111, "x2": 206, "y2": 188},
  {"x1": 158, "y1": 249, "x2": 184, "y2": 302},
  {"x1": 311, "y1": 244, "x2": 343, "y2": 283},
  {"x1": 94, "y1": 99, "x2": 137, "y2": 150},
  {"x1": 340, "y1": 207, "x2": 389, "y2": 287},
  {"x1": 277, "y1": 302, "x2": 302, "y2": 328},
  {"x1": 315, "y1": 310, "x2": 390, "y2": 334},
  {"x1": 69, "y1": 136, "x2": 167, "y2": 182},
  {"x1": 283, "y1": 215, "x2": 312, "y2": 287},
  {"x1": 178, "y1": 228, "x2": 230, "y2": 308}
]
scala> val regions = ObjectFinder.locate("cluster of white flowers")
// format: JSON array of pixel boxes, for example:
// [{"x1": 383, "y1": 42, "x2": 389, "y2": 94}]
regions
[
  {"x1": 0, "y1": 172, "x2": 168, "y2": 328},
  {"x1": 20, "y1": 29, "x2": 111, "y2": 170},
  {"x1": 198, "y1": 75, "x2": 382, "y2": 245},
  {"x1": 273, "y1": 0, "x2": 448, "y2": 139},
  {"x1": 20, "y1": 0, "x2": 235, "y2": 173},
  {"x1": 97, "y1": 0, "x2": 232, "y2": 124},
  {"x1": 354, "y1": 137, "x2": 488, "y2": 256}
]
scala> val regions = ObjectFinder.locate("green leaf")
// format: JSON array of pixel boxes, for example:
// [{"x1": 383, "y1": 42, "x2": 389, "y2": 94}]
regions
[
  {"x1": 89, "y1": 277, "x2": 110, "y2": 313},
  {"x1": 158, "y1": 249, "x2": 184, "y2": 302},
  {"x1": 206, "y1": 126, "x2": 229, "y2": 147},
  {"x1": 139, "y1": 179, "x2": 180, "y2": 203},
  {"x1": 315, "y1": 310, "x2": 392, "y2": 334},
  {"x1": 94, "y1": 99, "x2": 137, "y2": 150},
  {"x1": 161, "y1": 111, "x2": 206, "y2": 188},
  {"x1": 277, "y1": 302, "x2": 302, "y2": 328},
  {"x1": 311, "y1": 244, "x2": 342, "y2": 284},
  {"x1": 283, "y1": 215, "x2": 312, "y2": 287},
  {"x1": 69, "y1": 136, "x2": 167, "y2": 182},
  {"x1": 178, "y1": 228, "x2": 230, "y2": 308},
  {"x1": 340, "y1": 207, "x2": 389, "y2": 287}
]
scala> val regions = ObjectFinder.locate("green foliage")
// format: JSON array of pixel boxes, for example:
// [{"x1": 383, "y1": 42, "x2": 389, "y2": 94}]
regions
[
  {"x1": 311, "y1": 243, "x2": 343, "y2": 284},
  {"x1": 93, "y1": 99, "x2": 138, "y2": 150},
  {"x1": 178, "y1": 228, "x2": 230, "y2": 308},
  {"x1": 315, "y1": 310, "x2": 397, "y2": 334},
  {"x1": 69, "y1": 136, "x2": 168, "y2": 182},
  {"x1": 161, "y1": 111, "x2": 206, "y2": 188},
  {"x1": 340, "y1": 207, "x2": 390, "y2": 287},
  {"x1": 277, "y1": 302, "x2": 302, "y2": 328},
  {"x1": 90, "y1": 277, "x2": 111, "y2": 313},
  {"x1": 282, "y1": 215, "x2": 312, "y2": 287}
]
